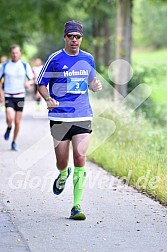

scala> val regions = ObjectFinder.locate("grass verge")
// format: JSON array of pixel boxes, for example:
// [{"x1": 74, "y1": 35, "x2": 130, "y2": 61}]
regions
[{"x1": 88, "y1": 98, "x2": 167, "y2": 205}]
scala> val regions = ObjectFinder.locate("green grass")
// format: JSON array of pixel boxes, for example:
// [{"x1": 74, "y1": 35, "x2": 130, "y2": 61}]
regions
[
  {"x1": 151, "y1": 80, "x2": 167, "y2": 103},
  {"x1": 88, "y1": 48, "x2": 167, "y2": 204},
  {"x1": 132, "y1": 48, "x2": 167, "y2": 65},
  {"x1": 88, "y1": 95, "x2": 167, "y2": 205}
]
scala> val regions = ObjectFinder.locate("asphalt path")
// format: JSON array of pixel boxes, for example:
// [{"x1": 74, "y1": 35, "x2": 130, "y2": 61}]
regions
[{"x1": 0, "y1": 98, "x2": 167, "y2": 252}]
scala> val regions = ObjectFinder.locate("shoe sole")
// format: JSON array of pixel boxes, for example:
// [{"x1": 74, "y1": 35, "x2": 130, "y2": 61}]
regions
[{"x1": 70, "y1": 212, "x2": 86, "y2": 220}]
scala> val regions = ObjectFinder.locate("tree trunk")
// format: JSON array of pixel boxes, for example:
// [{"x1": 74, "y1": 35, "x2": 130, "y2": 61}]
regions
[
  {"x1": 103, "y1": 17, "x2": 111, "y2": 66},
  {"x1": 92, "y1": 18, "x2": 101, "y2": 65},
  {"x1": 114, "y1": 0, "x2": 132, "y2": 98}
]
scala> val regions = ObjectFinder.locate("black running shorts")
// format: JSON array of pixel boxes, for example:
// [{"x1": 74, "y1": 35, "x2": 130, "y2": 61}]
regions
[
  {"x1": 50, "y1": 120, "x2": 92, "y2": 141},
  {"x1": 5, "y1": 97, "x2": 25, "y2": 112}
]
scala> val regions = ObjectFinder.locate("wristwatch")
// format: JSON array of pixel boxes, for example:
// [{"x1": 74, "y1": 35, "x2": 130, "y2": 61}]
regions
[{"x1": 45, "y1": 96, "x2": 52, "y2": 101}]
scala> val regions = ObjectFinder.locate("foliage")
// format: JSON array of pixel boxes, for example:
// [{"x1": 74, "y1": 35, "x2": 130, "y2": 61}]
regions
[
  {"x1": 1, "y1": 0, "x2": 167, "y2": 59},
  {"x1": 88, "y1": 97, "x2": 167, "y2": 205},
  {"x1": 78, "y1": 0, "x2": 115, "y2": 16},
  {"x1": 0, "y1": 0, "x2": 117, "y2": 62},
  {"x1": 0, "y1": 0, "x2": 40, "y2": 55},
  {"x1": 96, "y1": 46, "x2": 167, "y2": 126},
  {"x1": 129, "y1": 48, "x2": 167, "y2": 125},
  {"x1": 133, "y1": 0, "x2": 167, "y2": 48}
]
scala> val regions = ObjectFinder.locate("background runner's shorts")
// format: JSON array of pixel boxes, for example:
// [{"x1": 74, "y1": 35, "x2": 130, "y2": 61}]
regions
[
  {"x1": 5, "y1": 97, "x2": 25, "y2": 112},
  {"x1": 50, "y1": 120, "x2": 92, "y2": 141}
]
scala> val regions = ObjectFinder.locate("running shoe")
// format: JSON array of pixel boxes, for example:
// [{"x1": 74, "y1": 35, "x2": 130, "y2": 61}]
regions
[
  {"x1": 11, "y1": 141, "x2": 18, "y2": 151},
  {"x1": 53, "y1": 167, "x2": 71, "y2": 195},
  {"x1": 4, "y1": 127, "x2": 12, "y2": 140},
  {"x1": 70, "y1": 204, "x2": 86, "y2": 220}
]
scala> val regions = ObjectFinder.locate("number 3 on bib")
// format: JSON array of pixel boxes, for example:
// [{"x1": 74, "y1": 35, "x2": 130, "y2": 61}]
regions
[{"x1": 67, "y1": 78, "x2": 88, "y2": 94}]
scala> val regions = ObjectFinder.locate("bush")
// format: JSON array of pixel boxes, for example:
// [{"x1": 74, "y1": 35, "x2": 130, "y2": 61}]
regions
[
  {"x1": 97, "y1": 63, "x2": 167, "y2": 125},
  {"x1": 128, "y1": 64, "x2": 167, "y2": 125},
  {"x1": 88, "y1": 98, "x2": 167, "y2": 205}
]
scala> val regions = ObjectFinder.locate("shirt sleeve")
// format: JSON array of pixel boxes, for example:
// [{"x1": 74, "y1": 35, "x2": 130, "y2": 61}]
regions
[
  {"x1": 26, "y1": 63, "x2": 34, "y2": 80},
  {"x1": 0, "y1": 65, "x2": 4, "y2": 80},
  {"x1": 36, "y1": 58, "x2": 53, "y2": 86}
]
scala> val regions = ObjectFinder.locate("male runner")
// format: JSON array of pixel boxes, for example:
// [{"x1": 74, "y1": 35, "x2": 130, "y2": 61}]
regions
[
  {"x1": 32, "y1": 58, "x2": 43, "y2": 110},
  {"x1": 0, "y1": 45, "x2": 34, "y2": 150},
  {"x1": 37, "y1": 20, "x2": 102, "y2": 220}
]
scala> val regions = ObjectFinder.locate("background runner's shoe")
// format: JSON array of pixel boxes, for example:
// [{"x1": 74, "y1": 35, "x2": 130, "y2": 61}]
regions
[
  {"x1": 70, "y1": 205, "x2": 86, "y2": 220},
  {"x1": 11, "y1": 141, "x2": 18, "y2": 151},
  {"x1": 4, "y1": 127, "x2": 12, "y2": 140},
  {"x1": 53, "y1": 167, "x2": 71, "y2": 195}
]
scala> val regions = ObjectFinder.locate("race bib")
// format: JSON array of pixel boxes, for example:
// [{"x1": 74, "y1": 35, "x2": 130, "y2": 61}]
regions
[{"x1": 67, "y1": 78, "x2": 88, "y2": 94}]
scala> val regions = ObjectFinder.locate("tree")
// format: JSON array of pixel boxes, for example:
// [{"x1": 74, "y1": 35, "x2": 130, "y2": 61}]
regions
[
  {"x1": 133, "y1": 0, "x2": 167, "y2": 49},
  {"x1": 0, "y1": 0, "x2": 40, "y2": 55},
  {"x1": 78, "y1": 0, "x2": 116, "y2": 67},
  {"x1": 114, "y1": 0, "x2": 133, "y2": 98}
]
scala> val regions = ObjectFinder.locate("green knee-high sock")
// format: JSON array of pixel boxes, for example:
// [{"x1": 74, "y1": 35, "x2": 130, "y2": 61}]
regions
[
  {"x1": 73, "y1": 166, "x2": 86, "y2": 207},
  {"x1": 59, "y1": 167, "x2": 68, "y2": 179}
]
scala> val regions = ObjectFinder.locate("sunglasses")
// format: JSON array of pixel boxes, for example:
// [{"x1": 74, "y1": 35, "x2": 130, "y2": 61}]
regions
[{"x1": 67, "y1": 34, "x2": 82, "y2": 40}]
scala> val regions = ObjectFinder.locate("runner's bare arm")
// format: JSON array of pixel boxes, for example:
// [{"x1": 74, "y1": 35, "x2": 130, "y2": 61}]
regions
[
  {"x1": 0, "y1": 80, "x2": 3, "y2": 103},
  {"x1": 37, "y1": 84, "x2": 59, "y2": 109},
  {"x1": 25, "y1": 78, "x2": 35, "y2": 89}
]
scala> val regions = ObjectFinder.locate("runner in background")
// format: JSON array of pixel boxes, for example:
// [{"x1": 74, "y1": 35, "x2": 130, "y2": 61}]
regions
[
  {"x1": 0, "y1": 45, "x2": 34, "y2": 151},
  {"x1": 32, "y1": 58, "x2": 43, "y2": 110},
  {"x1": 0, "y1": 55, "x2": 7, "y2": 64}
]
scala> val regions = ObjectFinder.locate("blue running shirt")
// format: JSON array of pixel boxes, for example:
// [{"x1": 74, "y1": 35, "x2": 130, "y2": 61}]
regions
[{"x1": 36, "y1": 49, "x2": 96, "y2": 122}]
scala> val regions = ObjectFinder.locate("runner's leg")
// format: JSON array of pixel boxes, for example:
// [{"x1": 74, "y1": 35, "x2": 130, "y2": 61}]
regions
[
  {"x1": 6, "y1": 107, "x2": 15, "y2": 128},
  {"x1": 13, "y1": 111, "x2": 22, "y2": 142},
  {"x1": 72, "y1": 133, "x2": 90, "y2": 206}
]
